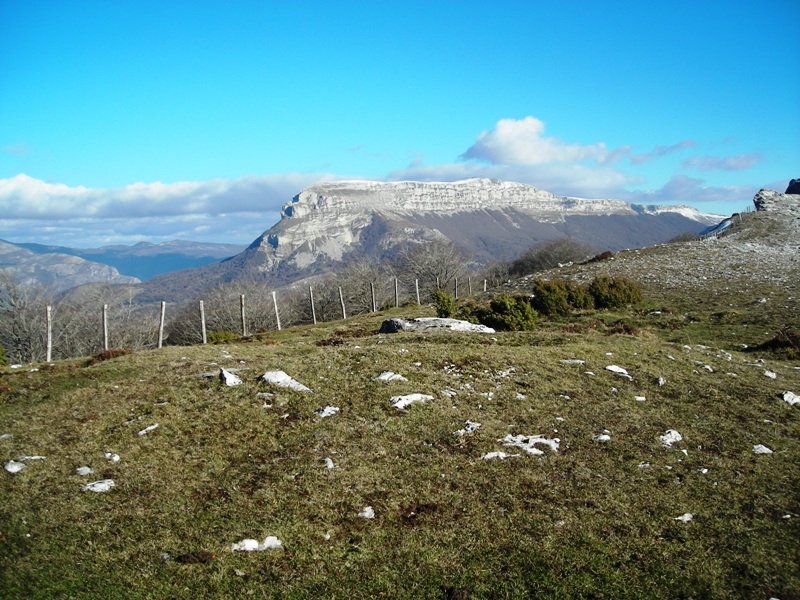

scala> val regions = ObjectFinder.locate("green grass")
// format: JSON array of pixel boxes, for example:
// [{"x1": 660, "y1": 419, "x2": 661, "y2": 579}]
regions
[{"x1": 1, "y1": 300, "x2": 799, "y2": 599}]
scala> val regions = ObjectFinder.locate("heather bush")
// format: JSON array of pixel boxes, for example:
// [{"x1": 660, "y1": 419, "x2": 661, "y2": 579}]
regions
[
  {"x1": 588, "y1": 276, "x2": 643, "y2": 309},
  {"x1": 432, "y1": 289, "x2": 458, "y2": 318},
  {"x1": 462, "y1": 294, "x2": 538, "y2": 331}
]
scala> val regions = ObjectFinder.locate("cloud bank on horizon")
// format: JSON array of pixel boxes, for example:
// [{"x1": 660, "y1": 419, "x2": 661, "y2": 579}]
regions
[
  {"x1": 0, "y1": 116, "x2": 778, "y2": 247},
  {"x1": 0, "y1": 1, "x2": 796, "y2": 247}
]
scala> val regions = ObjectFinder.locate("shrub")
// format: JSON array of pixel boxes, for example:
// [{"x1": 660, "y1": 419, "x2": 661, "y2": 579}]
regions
[
  {"x1": 208, "y1": 330, "x2": 240, "y2": 344},
  {"x1": 588, "y1": 276, "x2": 643, "y2": 309},
  {"x1": 432, "y1": 289, "x2": 458, "y2": 318},
  {"x1": 0, "y1": 343, "x2": 6, "y2": 367},
  {"x1": 464, "y1": 294, "x2": 538, "y2": 331},
  {"x1": 529, "y1": 279, "x2": 595, "y2": 316}
]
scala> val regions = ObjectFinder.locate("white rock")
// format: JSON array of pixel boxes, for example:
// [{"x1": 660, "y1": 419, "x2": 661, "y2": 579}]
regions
[
  {"x1": 638, "y1": 461, "x2": 651, "y2": 469},
  {"x1": 765, "y1": 370, "x2": 777, "y2": 379},
  {"x1": 231, "y1": 536, "x2": 283, "y2": 552},
  {"x1": 0, "y1": 433, "x2": 12, "y2": 441},
  {"x1": 376, "y1": 371, "x2": 407, "y2": 382},
  {"x1": 315, "y1": 406, "x2": 340, "y2": 418},
  {"x1": 453, "y1": 420, "x2": 481, "y2": 436},
  {"x1": 515, "y1": 392, "x2": 527, "y2": 400},
  {"x1": 5, "y1": 460, "x2": 25, "y2": 473},
  {"x1": 593, "y1": 431, "x2": 611, "y2": 443},
  {"x1": 358, "y1": 506, "x2": 375, "y2": 519},
  {"x1": 481, "y1": 451, "x2": 518, "y2": 460},
  {"x1": 560, "y1": 359, "x2": 585, "y2": 365},
  {"x1": 76, "y1": 466, "x2": 94, "y2": 476},
  {"x1": 104, "y1": 452, "x2": 121, "y2": 463},
  {"x1": 501, "y1": 434, "x2": 560, "y2": 456},
  {"x1": 783, "y1": 391, "x2": 800, "y2": 406},
  {"x1": 634, "y1": 395, "x2": 646, "y2": 402},
  {"x1": 390, "y1": 393, "x2": 434, "y2": 410},
  {"x1": 219, "y1": 368, "x2": 243, "y2": 386},
  {"x1": 658, "y1": 376, "x2": 666, "y2": 386},
  {"x1": 322, "y1": 457, "x2": 335, "y2": 470},
  {"x1": 660, "y1": 430, "x2": 683, "y2": 448},
  {"x1": 703, "y1": 365, "x2": 714, "y2": 372},
  {"x1": 379, "y1": 317, "x2": 495, "y2": 334},
  {"x1": 753, "y1": 444, "x2": 773, "y2": 455},
  {"x1": 19, "y1": 455, "x2": 46, "y2": 461},
  {"x1": 440, "y1": 388, "x2": 457, "y2": 398},
  {"x1": 674, "y1": 513, "x2": 693, "y2": 523},
  {"x1": 137, "y1": 424, "x2": 159, "y2": 436},
  {"x1": 605, "y1": 365, "x2": 633, "y2": 380},
  {"x1": 258, "y1": 370, "x2": 312, "y2": 393},
  {"x1": 82, "y1": 479, "x2": 115, "y2": 493}
]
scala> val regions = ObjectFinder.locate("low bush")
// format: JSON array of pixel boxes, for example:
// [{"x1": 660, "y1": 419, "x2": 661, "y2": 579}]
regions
[
  {"x1": 432, "y1": 289, "x2": 458, "y2": 318},
  {"x1": 588, "y1": 276, "x2": 643, "y2": 309},
  {"x1": 462, "y1": 294, "x2": 538, "y2": 331},
  {"x1": 529, "y1": 279, "x2": 595, "y2": 316},
  {"x1": 208, "y1": 330, "x2": 240, "y2": 344},
  {"x1": 0, "y1": 342, "x2": 6, "y2": 366}
]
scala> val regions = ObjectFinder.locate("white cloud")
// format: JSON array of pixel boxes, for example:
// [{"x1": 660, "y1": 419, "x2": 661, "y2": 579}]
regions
[
  {"x1": 624, "y1": 175, "x2": 759, "y2": 207},
  {"x1": 461, "y1": 116, "x2": 610, "y2": 165},
  {"x1": 682, "y1": 153, "x2": 762, "y2": 171},
  {"x1": 0, "y1": 173, "x2": 331, "y2": 246}
]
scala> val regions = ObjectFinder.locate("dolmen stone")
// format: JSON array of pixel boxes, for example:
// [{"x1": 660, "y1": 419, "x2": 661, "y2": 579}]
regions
[{"x1": 379, "y1": 317, "x2": 495, "y2": 334}]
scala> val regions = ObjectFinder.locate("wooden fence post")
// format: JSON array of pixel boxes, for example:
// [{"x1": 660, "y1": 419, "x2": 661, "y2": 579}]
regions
[
  {"x1": 454, "y1": 278, "x2": 459, "y2": 299},
  {"x1": 338, "y1": 286, "x2": 347, "y2": 320},
  {"x1": 272, "y1": 291, "x2": 282, "y2": 330},
  {"x1": 468, "y1": 277, "x2": 472, "y2": 296},
  {"x1": 415, "y1": 279, "x2": 420, "y2": 305},
  {"x1": 309, "y1": 286, "x2": 317, "y2": 325},
  {"x1": 394, "y1": 278, "x2": 399, "y2": 308},
  {"x1": 436, "y1": 276, "x2": 440, "y2": 289},
  {"x1": 483, "y1": 279, "x2": 487, "y2": 292},
  {"x1": 199, "y1": 300, "x2": 207, "y2": 344},
  {"x1": 158, "y1": 301, "x2": 166, "y2": 349},
  {"x1": 370, "y1": 282, "x2": 377, "y2": 312},
  {"x1": 102, "y1": 304, "x2": 109, "y2": 351},
  {"x1": 240, "y1": 294, "x2": 247, "y2": 336},
  {"x1": 46, "y1": 305, "x2": 52, "y2": 363}
]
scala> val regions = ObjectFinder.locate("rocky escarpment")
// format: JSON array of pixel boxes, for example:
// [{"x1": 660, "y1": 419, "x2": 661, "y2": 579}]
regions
[{"x1": 247, "y1": 179, "x2": 720, "y2": 274}]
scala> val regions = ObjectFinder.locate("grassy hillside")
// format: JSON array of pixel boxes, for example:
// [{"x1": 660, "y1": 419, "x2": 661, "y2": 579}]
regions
[{"x1": 1, "y1": 289, "x2": 798, "y2": 597}]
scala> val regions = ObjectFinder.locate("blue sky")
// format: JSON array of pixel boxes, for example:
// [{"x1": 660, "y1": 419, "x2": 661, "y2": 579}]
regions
[{"x1": 1, "y1": 0, "x2": 798, "y2": 247}]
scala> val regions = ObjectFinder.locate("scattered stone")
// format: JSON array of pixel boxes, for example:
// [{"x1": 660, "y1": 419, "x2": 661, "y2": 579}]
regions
[
  {"x1": 501, "y1": 434, "x2": 560, "y2": 456},
  {"x1": 783, "y1": 391, "x2": 799, "y2": 406},
  {"x1": 76, "y1": 466, "x2": 94, "y2": 476},
  {"x1": 657, "y1": 376, "x2": 666, "y2": 386},
  {"x1": 703, "y1": 365, "x2": 714, "y2": 372},
  {"x1": 560, "y1": 359, "x2": 585, "y2": 365},
  {"x1": 379, "y1": 317, "x2": 495, "y2": 334},
  {"x1": 515, "y1": 392, "x2": 527, "y2": 400},
  {"x1": 390, "y1": 393, "x2": 434, "y2": 410},
  {"x1": 605, "y1": 365, "x2": 633, "y2": 381},
  {"x1": 19, "y1": 455, "x2": 46, "y2": 461},
  {"x1": 138, "y1": 424, "x2": 159, "y2": 436},
  {"x1": 0, "y1": 433, "x2": 12, "y2": 441},
  {"x1": 322, "y1": 457, "x2": 335, "y2": 470},
  {"x1": 82, "y1": 479, "x2": 115, "y2": 493},
  {"x1": 635, "y1": 395, "x2": 646, "y2": 402},
  {"x1": 593, "y1": 430, "x2": 612, "y2": 443},
  {"x1": 441, "y1": 388, "x2": 457, "y2": 399},
  {"x1": 454, "y1": 420, "x2": 481, "y2": 436},
  {"x1": 219, "y1": 368, "x2": 242, "y2": 387},
  {"x1": 638, "y1": 461, "x2": 651, "y2": 469},
  {"x1": 258, "y1": 370, "x2": 312, "y2": 393},
  {"x1": 231, "y1": 536, "x2": 283, "y2": 552},
  {"x1": 315, "y1": 406, "x2": 340, "y2": 418},
  {"x1": 358, "y1": 506, "x2": 375, "y2": 519},
  {"x1": 660, "y1": 430, "x2": 683, "y2": 448},
  {"x1": 753, "y1": 444, "x2": 773, "y2": 455},
  {"x1": 481, "y1": 451, "x2": 518, "y2": 460},
  {"x1": 376, "y1": 371, "x2": 408, "y2": 383},
  {"x1": 764, "y1": 370, "x2": 777, "y2": 379},
  {"x1": 5, "y1": 460, "x2": 25, "y2": 473},
  {"x1": 104, "y1": 452, "x2": 121, "y2": 463},
  {"x1": 674, "y1": 513, "x2": 693, "y2": 523}
]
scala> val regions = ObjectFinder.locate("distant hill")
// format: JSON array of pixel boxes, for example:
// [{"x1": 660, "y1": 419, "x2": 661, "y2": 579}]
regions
[
  {"x1": 0, "y1": 240, "x2": 140, "y2": 292},
  {"x1": 15, "y1": 240, "x2": 245, "y2": 280},
  {"x1": 138, "y1": 178, "x2": 723, "y2": 302}
]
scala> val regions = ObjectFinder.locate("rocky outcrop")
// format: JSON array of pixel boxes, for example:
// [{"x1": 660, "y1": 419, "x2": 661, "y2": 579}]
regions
[
  {"x1": 379, "y1": 317, "x2": 496, "y2": 334},
  {"x1": 753, "y1": 189, "x2": 799, "y2": 218},
  {"x1": 786, "y1": 179, "x2": 800, "y2": 195}
]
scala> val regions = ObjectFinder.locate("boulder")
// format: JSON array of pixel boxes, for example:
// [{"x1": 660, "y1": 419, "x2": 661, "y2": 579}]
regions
[
  {"x1": 379, "y1": 317, "x2": 495, "y2": 334},
  {"x1": 786, "y1": 178, "x2": 800, "y2": 195}
]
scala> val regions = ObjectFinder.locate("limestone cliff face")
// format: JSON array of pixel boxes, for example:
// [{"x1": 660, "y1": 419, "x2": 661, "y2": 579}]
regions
[{"x1": 246, "y1": 178, "x2": 719, "y2": 274}]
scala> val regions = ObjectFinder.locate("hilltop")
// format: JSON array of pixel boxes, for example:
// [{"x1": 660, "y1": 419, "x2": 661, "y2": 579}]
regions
[{"x1": 0, "y1": 185, "x2": 797, "y2": 598}]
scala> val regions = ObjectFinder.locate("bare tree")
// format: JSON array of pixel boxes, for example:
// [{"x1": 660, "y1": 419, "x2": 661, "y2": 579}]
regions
[
  {"x1": 0, "y1": 271, "x2": 50, "y2": 363},
  {"x1": 392, "y1": 241, "x2": 467, "y2": 302}
]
